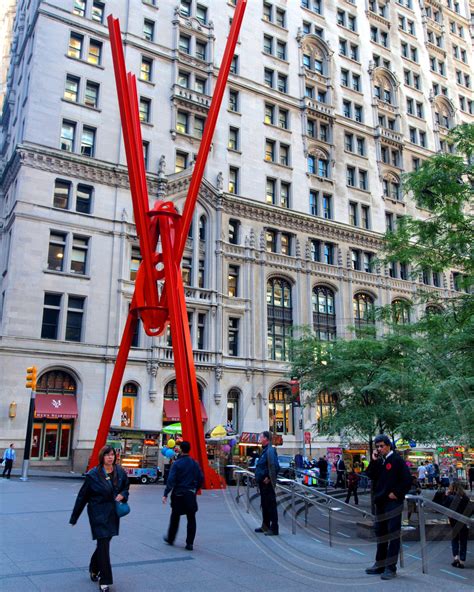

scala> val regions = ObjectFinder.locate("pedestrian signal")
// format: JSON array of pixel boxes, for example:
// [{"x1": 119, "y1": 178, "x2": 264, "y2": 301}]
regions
[{"x1": 25, "y1": 366, "x2": 37, "y2": 389}]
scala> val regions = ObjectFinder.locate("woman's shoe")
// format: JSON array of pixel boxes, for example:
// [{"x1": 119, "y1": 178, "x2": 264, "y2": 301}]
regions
[
  {"x1": 451, "y1": 559, "x2": 460, "y2": 568},
  {"x1": 99, "y1": 585, "x2": 110, "y2": 591},
  {"x1": 458, "y1": 562, "x2": 465, "y2": 569},
  {"x1": 89, "y1": 572, "x2": 99, "y2": 582}
]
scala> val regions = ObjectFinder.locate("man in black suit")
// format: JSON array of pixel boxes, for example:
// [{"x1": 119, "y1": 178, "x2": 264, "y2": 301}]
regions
[
  {"x1": 162, "y1": 441, "x2": 204, "y2": 551},
  {"x1": 365, "y1": 434, "x2": 412, "y2": 581},
  {"x1": 335, "y1": 454, "x2": 346, "y2": 488}
]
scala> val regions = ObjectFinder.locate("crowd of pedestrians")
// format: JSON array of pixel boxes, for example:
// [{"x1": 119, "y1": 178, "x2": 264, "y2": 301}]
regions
[{"x1": 4, "y1": 432, "x2": 466, "y2": 589}]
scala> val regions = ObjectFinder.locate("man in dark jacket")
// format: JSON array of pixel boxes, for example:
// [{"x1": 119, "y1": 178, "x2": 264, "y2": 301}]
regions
[
  {"x1": 335, "y1": 454, "x2": 346, "y2": 488},
  {"x1": 162, "y1": 441, "x2": 204, "y2": 551},
  {"x1": 316, "y1": 456, "x2": 328, "y2": 483},
  {"x1": 365, "y1": 434, "x2": 412, "y2": 580},
  {"x1": 254, "y1": 431, "x2": 280, "y2": 536}
]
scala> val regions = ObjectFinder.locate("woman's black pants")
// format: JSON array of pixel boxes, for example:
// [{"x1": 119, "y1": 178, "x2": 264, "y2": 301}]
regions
[{"x1": 90, "y1": 537, "x2": 113, "y2": 585}]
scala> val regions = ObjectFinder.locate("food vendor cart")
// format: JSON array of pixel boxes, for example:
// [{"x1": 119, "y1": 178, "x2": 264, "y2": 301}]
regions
[{"x1": 107, "y1": 427, "x2": 161, "y2": 484}]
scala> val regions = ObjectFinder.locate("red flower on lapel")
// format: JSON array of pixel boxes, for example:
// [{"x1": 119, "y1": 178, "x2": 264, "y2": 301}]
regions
[{"x1": 386, "y1": 463, "x2": 392, "y2": 470}]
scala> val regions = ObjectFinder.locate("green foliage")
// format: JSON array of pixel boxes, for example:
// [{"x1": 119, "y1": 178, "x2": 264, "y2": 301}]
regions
[{"x1": 384, "y1": 123, "x2": 474, "y2": 287}]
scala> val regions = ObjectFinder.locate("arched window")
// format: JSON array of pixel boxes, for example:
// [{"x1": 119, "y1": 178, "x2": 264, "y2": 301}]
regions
[
  {"x1": 164, "y1": 379, "x2": 202, "y2": 400},
  {"x1": 312, "y1": 286, "x2": 336, "y2": 340},
  {"x1": 301, "y1": 38, "x2": 328, "y2": 76},
  {"x1": 353, "y1": 293, "x2": 375, "y2": 327},
  {"x1": 392, "y1": 299, "x2": 411, "y2": 324},
  {"x1": 433, "y1": 97, "x2": 455, "y2": 131},
  {"x1": 374, "y1": 71, "x2": 397, "y2": 107},
  {"x1": 227, "y1": 388, "x2": 240, "y2": 431},
  {"x1": 121, "y1": 382, "x2": 138, "y2": 427},
  {"x1": 269, "y1": 384, "x2": 293, "y2": 435},
  {"x1": 267, "y1": 278, "x2": 292, "y2": 360},
  {"x1": 383, "y1": 173, "x2": 401, "y2": 201},
  {"x1": 36, "y1": 370, "x2": 76, "y2": 394},
  {"x1": 425, "y1": 304, "x2": 443, "y2": 316},
  {"x1": 308, "y1": 149, "x2": 329, "y2": 178}
]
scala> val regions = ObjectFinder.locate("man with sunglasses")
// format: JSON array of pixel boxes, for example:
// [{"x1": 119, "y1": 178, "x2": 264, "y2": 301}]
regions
[{"x1": 365, "y1": 434, "x2": 412, "y2": 580}]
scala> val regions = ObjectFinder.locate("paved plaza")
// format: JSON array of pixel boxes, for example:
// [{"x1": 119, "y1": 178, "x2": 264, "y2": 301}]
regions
[{"x1": 0, "y1": 475, "x2": 473, "y2": 591}]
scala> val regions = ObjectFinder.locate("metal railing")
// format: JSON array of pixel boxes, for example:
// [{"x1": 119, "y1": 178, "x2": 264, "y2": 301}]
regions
[
  {"x1": 234, "y1": 468, "x2": 372, "y2": 547},
  {"x1": 405, "y1": 494, "x2": 474, "y2": 574},
  {"x1": 233, "y1": 469, "x2": 474, "y2": 576}
]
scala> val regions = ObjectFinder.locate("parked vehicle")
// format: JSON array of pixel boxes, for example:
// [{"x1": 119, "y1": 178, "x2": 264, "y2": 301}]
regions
[
  {"x1": 124, "y1": 466, "x2": 162, "y2": 484},
  {"x1": 278, "y1": 454, "x2": 295, "y2": 479}
]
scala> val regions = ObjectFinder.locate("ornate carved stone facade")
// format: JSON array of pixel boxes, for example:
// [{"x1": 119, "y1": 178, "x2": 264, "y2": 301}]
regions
[{"x1": 0, "y1": 0, "x2": 472, "y2": 470}]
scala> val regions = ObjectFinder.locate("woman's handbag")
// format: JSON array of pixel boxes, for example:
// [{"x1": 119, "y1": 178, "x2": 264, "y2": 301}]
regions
[{"x1": 115, "y1": 501, "x2": 130, "y2": 518}]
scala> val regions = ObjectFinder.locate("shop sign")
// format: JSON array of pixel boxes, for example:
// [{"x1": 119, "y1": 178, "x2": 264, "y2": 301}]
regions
[
  {"x1": 144, "y1": 439, "x2": 157, "y2": 446},
  {"x1": 304, "y1": 431, "x2": 311, "y2": 444},
  {"x1": 240, "y1": 432, "x2": 259, "y2": 444}
]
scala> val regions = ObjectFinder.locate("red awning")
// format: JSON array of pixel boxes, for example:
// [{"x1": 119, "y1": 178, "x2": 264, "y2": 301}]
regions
[
  {"x1": 35, "y1": 394, "x2": 78, "y2": 419},
  {"x1": 163, "y1": 400, "x2": 208, "y2": 422}
]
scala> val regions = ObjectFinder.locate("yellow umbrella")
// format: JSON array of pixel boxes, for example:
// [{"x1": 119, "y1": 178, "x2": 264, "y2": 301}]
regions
[{"x1": 210, "y1": 425, "x2": 227, "y2": 438}]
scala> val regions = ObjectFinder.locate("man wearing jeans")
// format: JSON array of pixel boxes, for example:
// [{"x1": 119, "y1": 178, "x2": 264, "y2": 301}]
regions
[{"x1": 365, "y1": 434, "x2": 412, "y2": 580}]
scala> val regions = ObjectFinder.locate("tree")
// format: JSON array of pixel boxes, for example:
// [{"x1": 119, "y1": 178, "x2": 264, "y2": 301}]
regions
[
  {"x1": 383, "y1": 123, "x2": 473, "y2": 290},
  {"x1": 290, "y1": 327, "x2": 431, "y2": 454}
]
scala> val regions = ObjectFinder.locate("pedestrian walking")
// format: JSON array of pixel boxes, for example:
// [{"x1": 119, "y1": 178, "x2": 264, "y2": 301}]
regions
[
  {"x1": 417, "y1": 462, "x2": 427, "y2": 487},
  {"x1": 443, "y1": 482, "x2": 472, "y2": 569},
  {"x1": 468, "y1": 464, "x2": 474, "y2": 492},
  {"x1": 69, "y1": 445, "x2": 129, "y2": 592},
  {"x1": 316, "y1": 456, "x2": 328, "y2": 484},
  {"x1": 162, "y1": 440, "x2": 204, "y2": 551},
  {"x1": 406, "y1": 476, "x2": 421, "y2": 523},
  {"x1": 335, "y1": 454, "x2": 346, "y2": 488},
  {"x1": 254, "y1": 431, "x2": 280, "y2": 536},
  {"x1": 365, "y1": 434, "x2": 412, "y2": 581},
  {"x1": 2, "y1": 443, "x2": 16, "y2": 479},
  {"x1": 345, "y1": 468, "x2": 359, "y2": 505}
]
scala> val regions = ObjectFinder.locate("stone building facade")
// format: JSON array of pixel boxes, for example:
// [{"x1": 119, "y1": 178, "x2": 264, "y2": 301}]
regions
[{"x1": 0, "y1": 0, "x2": 473, "y2": 471}]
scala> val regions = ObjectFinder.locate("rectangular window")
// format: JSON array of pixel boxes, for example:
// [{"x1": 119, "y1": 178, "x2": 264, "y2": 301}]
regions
[
  {"x1": 41, "y1": 293, "x2": 62, "y2": 340},
  {"x1": 228, "y1": 317, "x2": 239, "y2": 356},
  {"x1": 359, "y1": 169, "x2": 368, "y2": 191},
  {"x1": 323, "y1": 243, "x2": 334, "y2": 265},
  {"x1": 349, "y1": 202, "x2": 358, "y2": 226},
  {"x1": 70, "y1": 236, "x2": 89, "y2": 274},
  {"x1": 54, "y1": 180, "x2": 71, "y2": 209},
  {"x1": 229, "y1": 166, "x2": 239, "y2": 194},
  {"x1": 357, "y1": 137, "x2": 365, "y2": 156},
  {"x1": 181, "y1": 256, "x2": 192, "y2": 285},
  {"x1": 140, "y1": 57, "x2": 152, "y2": 81},
  {"x1": 322, "y1": 194, "x2": 332, "y2": 219},
  {"x1": 88, "y1": 40, "x2": 102, "y2": 65},
  {"x1": 265, "y1": 103, "x2": 275, "y2": 125},
  {"x1": 228, "y1": 265, "x2": 239, "y2": 297},
  {"x1": 48, "y1": 232, "x2": 66, "y2": 271},
  {"x1": 176, "y1": 111, "x2": 189, "y2": 134},
  {"x1": 197, "y1": 313, "x2": 206, "y2": 349},
  {"x1": 280, "y1": 144, "x2": 289, "y2": 166},
  {"x1": 84, "y1": 81, "x2": 99, "y2": 108},
  {"x1": 230, "y1": 55, "x2": 239, "y2": 74},
  {"x1": 175, "y1": 151, "x2": 188, "y2": 173},
  {"x1": 196, "y1": 4, "x2": 207, "y2": 24},
  {"x1": 68, "y1": 33, "x2": 83, "y2": 59},
  {"x1": 347, "y1": 167, "x2": 356, "y2": 187},
  {"x1": 143, "y1": 19, "x2": 155, "y2": 41},
  {"x1": 266, "y1": 230, "x2": 277, "y2": 253},
  {"x1": 73, "y1": 0, "x2": 86, "y2": 16},
  {"x1": 194, "y1": 116, "x2": 205, "y2": 139},
  {"x1": 309, "y1": 190, "x2": 318, "y2": 216},
  {"x1": 264, "y1": 68, "x2": 274, "y2": 88},
  {"x1": 279, "y1": 109, "x2": 288, "y2": 129},
  {"x1": 265, "y1": 140, "x2": 275, "y2": 162},
  {"x1": 228, "y1": 126, "x2": 239, "y2": 150},
  {"x1": 196, "y1": 41, "x2": 207, "y2": 60},
  {"x1": 179, "y1": 35, "x2": 191, "y2": 54},
  {"x1": 66, "y1": 295, "x2": 85, "y2": 341},
  {"x1": 266, "y1": 178, "x2": 276, "y2": 203},
  {"x1": 60, "y1": 121, "x2": 76, "y2": 152},
  {"x1": 92, "y1": 1, "x2": 105, "y2": 23},
  {"x1": 80, "y1": 126, "x2": 96, "y2": 157},
  {"x1": 178, "y1": 71, "x2": 190, "y2": 88},
  {"x1": 139, "y1": 97, "x2": 151, "y2": 123},
  {"x1": 280, "y1": 182, "x2": 290, "y2": 208},
  {"x1": 229, "y1": 219, "x2": 240, "y2": 244},
  {"x1": 276, "y1": 40, "x2": 286, "y2": 60},
  {"x1": 361, "y1": 205, "x2": 370, "y2": 229},
  {"x1": 76, "y1": 184, "x2": 93, "y2": 213},
  {"x1": 64, "y1": 75, "x2": 79, "y2": 102},
  {"x1": 130, "y1": 246, "x2": 142, "y2": 281},
  {"x1": 229, "y1": 89, "x2": 239, "y2": 112},
  {"x1": 277, "y1": 74, "x2": 287, "y2": 93}
]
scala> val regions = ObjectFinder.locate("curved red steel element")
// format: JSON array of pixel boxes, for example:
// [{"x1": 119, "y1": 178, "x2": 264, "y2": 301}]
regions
[{"x1": 88, "y1": 2, "x2": 248, "y2": 489}]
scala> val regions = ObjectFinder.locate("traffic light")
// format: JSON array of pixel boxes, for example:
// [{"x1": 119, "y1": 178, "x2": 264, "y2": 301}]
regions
[{"x1": 25, "y1": 366, "x2": 37, "y2": 390}]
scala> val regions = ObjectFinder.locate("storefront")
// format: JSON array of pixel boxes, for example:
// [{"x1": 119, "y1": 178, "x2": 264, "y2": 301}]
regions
[
  {"x1": 437, "y1": 446, "x2": 468, "y2": 482},
  {"x1": 31, "y1": 370, "x2": 78, "y2": 461}
]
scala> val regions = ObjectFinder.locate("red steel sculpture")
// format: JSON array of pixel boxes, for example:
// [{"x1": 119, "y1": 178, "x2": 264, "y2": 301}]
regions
[{"x1": 88, "y1": 0, "x2": 248, "y2": 488}]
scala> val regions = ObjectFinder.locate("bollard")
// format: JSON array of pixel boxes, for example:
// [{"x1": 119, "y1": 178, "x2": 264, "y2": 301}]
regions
[{"x1": 418, "y1": 499, "x2": 428, "y2": 574}]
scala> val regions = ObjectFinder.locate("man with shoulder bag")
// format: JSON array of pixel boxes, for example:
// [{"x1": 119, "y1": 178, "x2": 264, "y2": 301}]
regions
[{"x1": 162, "y1": 441, "x2": 204, "y2": 551}]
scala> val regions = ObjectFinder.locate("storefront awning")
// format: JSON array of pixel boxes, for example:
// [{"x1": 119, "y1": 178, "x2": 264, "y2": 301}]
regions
[
  {"x1": 35, "y1": 394, "x2": 78, "y2": 419},
  {"x1": 163, "y1": 400, "x2": 208, "y2": 423}
]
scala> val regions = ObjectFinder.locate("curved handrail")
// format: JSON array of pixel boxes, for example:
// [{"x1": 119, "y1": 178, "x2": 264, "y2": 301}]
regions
[{"x1": 406, "y1": 494, "x2": 473, "y2": 527}]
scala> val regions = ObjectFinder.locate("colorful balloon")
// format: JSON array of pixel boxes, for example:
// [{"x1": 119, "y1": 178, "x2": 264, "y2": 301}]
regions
[
  {"x1": 165, "y1": 449, "x2": 175, "y2": 459},
  {"x1": 167, "y1": 439, "x2": 176, "y2": 449},
  {"x1": 222, "y1": 444, "x2": 231, "y2": 453},
  {"x1": 160, "y1": 447, "x2": 168, "y2": 457}
]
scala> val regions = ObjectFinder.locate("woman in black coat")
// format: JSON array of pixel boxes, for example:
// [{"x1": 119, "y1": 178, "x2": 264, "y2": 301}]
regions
[
  {"x1": 443, "y1": 482, "x2": 471, "y2": 569},
  {"x1": 70, "y1": 446, "x2": 129, "y2": 591}
]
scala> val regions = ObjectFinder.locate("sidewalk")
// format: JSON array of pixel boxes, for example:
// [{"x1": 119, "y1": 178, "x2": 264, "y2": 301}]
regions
[{"x1": 0, "y1": 477, "x2": 472, "y2": 591}]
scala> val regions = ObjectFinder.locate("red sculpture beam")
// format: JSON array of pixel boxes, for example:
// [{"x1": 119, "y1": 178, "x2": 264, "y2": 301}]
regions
[{"x1": 88, "y1": 1, "x2": 248, "y2": 490}]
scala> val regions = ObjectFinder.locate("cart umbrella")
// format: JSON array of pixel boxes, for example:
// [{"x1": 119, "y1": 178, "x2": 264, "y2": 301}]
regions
[{"x1": 162, "y1": 423, "x2": 182, "y2": 434}]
